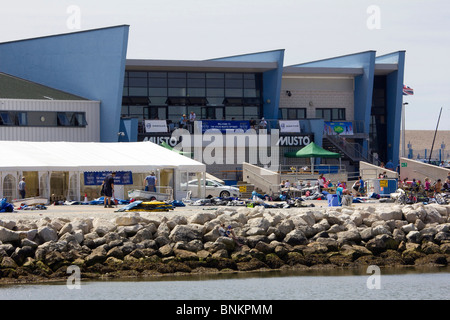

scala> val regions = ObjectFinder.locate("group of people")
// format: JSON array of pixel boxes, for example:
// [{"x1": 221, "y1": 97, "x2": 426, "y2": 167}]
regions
[{"x1": 399, "y1": 174, "x2": 450, "y2": 195}]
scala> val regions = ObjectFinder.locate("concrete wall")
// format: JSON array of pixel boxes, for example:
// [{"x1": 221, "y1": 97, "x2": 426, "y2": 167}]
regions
[
  {"x1": 242, "y1": 162, "x2": 280, "y2": 195},
  {"x1": 360, "y1": 161, "x2": 398, "y2": 180},
  {"x1": 399, "y1": 157, "x2": 449, "y2": 182}
]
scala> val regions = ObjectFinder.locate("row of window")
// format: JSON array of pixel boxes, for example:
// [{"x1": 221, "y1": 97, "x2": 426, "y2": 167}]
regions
[
  {"x1": 279, "y1": 108, "x2": 346, "y2": 121},
  {"x1": 123, "y1": 71, "x2": 263, "y2": 102},
  {"x1": 0, "y1": 111, "x2": 87, "y2": 127}
]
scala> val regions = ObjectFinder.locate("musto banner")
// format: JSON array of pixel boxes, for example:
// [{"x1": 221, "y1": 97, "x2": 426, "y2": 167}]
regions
[
  {"x1": 84, "y1": 171, "x2": 134, "y2": 185},
  {"x1": 324, "y1": 121, "x2": 354, "y2": 135}
]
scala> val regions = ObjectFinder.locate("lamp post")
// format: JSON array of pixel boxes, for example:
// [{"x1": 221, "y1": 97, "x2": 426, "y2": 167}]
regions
[{"x1": 402, "y1": 102, "x2": 408, "y2": 158}]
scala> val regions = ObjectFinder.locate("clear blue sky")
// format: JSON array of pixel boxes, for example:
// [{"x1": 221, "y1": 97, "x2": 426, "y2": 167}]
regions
[{"x1": 1, "y1": 0, "x2": 449, "y2": 130}]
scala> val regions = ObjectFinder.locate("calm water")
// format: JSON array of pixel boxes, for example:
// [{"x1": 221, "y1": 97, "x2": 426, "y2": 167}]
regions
[{"x1": 0, "y1": 267, "x2": 449, "y2": 300}]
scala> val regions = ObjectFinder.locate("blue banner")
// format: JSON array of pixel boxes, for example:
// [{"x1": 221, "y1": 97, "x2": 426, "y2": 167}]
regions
[
  {"x1": 199, "y1": 120, "x2": 250, "y2": 133},
  {"x1": 84, "y1": 171, "x2": 133, "y2": 185}
]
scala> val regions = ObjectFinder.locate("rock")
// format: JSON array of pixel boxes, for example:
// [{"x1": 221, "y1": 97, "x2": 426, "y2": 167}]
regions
[
  {"x1": 247, "y1": 217, "x2": 270, "y2": 231},
  {"x1": 169, "y1": 224, "x2": 204, "y2": 243},
  {"x1": 92, "y1": 218, "x2": 116, "y2": 236},
  {"x1": 58, "y1": 223, "x2": 73, "y2": 236},
  {"x1": 37, "y1": 226, "x2": 58, "y2": 243},
  {"x1": 0, "y1": 220, "x2": 16, "y2": 230},
  {"x1": 401, "y1": 223, "x2": 417, "y2": 234},
  {"x1": 0, "y1": 226, "x2": 20, "y2": 242},
  {"x1": 85, "y1": 247, "x2": 107, "y2": 266},
  {"x1": 188, "y1": 212, "x2": 216, "y2": 225},
  {"x1": 406, "y1": 231, "x2": 422, "y2": 243},
  {"x1": 403, "y1": 208, "x2": 418, "y2": 223},
  {"x1": 336, "y1": 230, "x2": 361, "y2": 244},
  {"x1": 283, "y1": 229, "x2": 307, "y2": 246},
  {"x1": 115, "y1": 215, "x2": 139, "y2": 226}
]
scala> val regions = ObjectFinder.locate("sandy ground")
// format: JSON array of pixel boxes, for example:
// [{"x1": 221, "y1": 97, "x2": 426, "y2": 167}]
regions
[{"x1": 0, "y1": 200, "x2": 398, "y2": 223}]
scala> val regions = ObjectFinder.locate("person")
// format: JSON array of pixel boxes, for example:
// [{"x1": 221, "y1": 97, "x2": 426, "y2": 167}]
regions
[
  {"x1": 318, "y1": 174, "x2": 326, "y2": 192},
  {"x1": 188, "y1": 111, "x2": 196, "y2": 133},
  {"x1": 103, "y1": 172, "x2": 116, "y2": 208},
  {"x1": 284, "y1": 180, "x2": 291, "y2": 188},
  {"x1": 434, "y1": 179, "x2": 442, "y2": 193},
  {"x1": 439, "y1": 161, "x2": 444, "y2": 167},
  {"x1": 18, "y1": 177, "x2": 26, "y2": 199},
  {"x1": 179, "y1": 114, "x2": 188, "y2": 129},
  {"x1": 355, "y1": 176, "x2": 365, "y2": 196},
  {"x1": 144, "y1": 171, "x2": 157, "y2": 192},
  {"x1": 259, "y1": 117, "x2": 267, "y2": 129},
  {"x1": 424, "y1": 177, "x2": 431, "y2": 192},
  {"x1": 385, "y1": 160, "x2": 394, "y2": 170},
  {"x1": 443, "y1": 178, "x2": 450, "y2": 191},
  {"x1": 219, "y1": 223, "x2": 242, "y2": 247}
]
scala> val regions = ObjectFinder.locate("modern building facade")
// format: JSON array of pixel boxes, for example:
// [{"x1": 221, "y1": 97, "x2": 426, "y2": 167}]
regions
[{"x1": 0, "y1": 26, "x2": 406, "y2": 178}]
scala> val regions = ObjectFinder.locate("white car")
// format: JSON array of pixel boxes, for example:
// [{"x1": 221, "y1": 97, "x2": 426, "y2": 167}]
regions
[{"x1": 185, "y1": 179, "x2": 241, "y2": 198}]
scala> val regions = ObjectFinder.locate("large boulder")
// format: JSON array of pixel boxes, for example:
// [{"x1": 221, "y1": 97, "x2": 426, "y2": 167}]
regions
[
  {"x1": 0, "y1": 226, "x2": 20, "y2": 242},
  {"x1": 283, "y1": 229, "x2": 307, "y2": 245},
  {"x1": 169, "y1": 224, "x2": 204, "y2": 242}
]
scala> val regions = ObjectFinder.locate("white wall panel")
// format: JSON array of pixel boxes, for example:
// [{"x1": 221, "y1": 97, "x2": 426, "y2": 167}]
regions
[{"x1": 0, "y1": 99, "x2": 100, "y2": 141}]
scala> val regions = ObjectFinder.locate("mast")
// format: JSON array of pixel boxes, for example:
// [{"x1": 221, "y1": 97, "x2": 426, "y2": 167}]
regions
[{"x1": 428, "y1": 107, "x2": 442, "y2": 164}]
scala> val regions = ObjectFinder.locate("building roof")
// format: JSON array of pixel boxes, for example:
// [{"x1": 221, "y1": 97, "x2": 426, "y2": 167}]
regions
[{"x1": 0, "y1": 72, "x2": 88, "y2": 100}]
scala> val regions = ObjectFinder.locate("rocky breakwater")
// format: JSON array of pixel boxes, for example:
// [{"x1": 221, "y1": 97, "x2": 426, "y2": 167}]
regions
[{"x1": 0, "y1": 203, "x2": 450, "y2": 283}]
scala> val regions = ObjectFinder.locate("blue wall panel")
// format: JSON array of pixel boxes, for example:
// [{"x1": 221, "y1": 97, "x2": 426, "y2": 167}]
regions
[{"x1": 0, "y1": 25, "x2": 129, "y2": 142}]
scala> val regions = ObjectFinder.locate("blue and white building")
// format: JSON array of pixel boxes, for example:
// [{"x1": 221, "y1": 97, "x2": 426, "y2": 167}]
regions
[{"x1": 0, "y1": 25, "x2": 406, "y2": 175}]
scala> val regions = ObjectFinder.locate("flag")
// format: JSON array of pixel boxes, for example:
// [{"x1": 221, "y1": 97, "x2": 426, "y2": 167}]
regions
[{"x1": 403, "y1": 85, "x2": 414, "y2": 95}]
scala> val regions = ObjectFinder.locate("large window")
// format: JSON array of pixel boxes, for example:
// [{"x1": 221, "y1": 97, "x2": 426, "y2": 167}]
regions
[
  {"x1": 315, "y1": 108, "x2": 346, "y2": 121},
  {"x1": 279, "y1": 108, "x2": 306, "y2": 120},
  {"x1": 122, "y1": 71, "x2": 263, "y2": 122}
]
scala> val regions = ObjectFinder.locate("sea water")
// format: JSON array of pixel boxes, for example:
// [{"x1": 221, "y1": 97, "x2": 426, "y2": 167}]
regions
[{"x1": 0, "y1": 267, "x2": 448, "y2": 300}]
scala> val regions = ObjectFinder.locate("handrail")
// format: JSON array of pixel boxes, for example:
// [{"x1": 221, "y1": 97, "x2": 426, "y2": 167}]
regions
[{"x1": 325, "y1": 134, "x2": 380, "y2": 166}]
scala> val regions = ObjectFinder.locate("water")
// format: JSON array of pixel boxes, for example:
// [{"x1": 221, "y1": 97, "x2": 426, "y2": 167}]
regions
[{"x1": 0, "y1": 267, "x2": 449, "y2": 300}]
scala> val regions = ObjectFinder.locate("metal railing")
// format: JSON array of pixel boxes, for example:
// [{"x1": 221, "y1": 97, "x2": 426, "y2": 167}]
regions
[{"x1": 324, "y1": 133, "x2": 380, "y2": 166}]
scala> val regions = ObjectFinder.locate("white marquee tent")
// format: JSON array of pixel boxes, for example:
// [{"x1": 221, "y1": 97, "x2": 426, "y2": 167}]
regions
[{"x1": 0, "y1": 141, "x2": 206, "y2": 201}]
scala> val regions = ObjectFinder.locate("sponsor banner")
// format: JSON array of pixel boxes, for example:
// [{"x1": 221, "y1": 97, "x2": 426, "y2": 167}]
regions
[
  {"x1": 277, "y1": 135, "x2": 312, "y2": 146},
  {"x1": 279, "y1": 120, "x2": 301, "y2": 133},
  {"x1": 324, "y1": 121, "x2": 354, "y2": 135},
  {"x1": 198, "y1": 120, "x2": 251, "y2": 133},
  {"x1": 84, "y1": 171, "x2": 133, "y2": 186},
  {"x1": 144, "y1": 120, "x2": 168, "y2": 133},
  {"x1": 145, "y1": 135, "x2": 182, "y2": 147}
]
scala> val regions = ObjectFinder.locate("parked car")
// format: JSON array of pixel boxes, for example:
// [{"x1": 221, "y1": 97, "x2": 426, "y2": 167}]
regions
[{"x1": 184, "y1": 179, "x2": 241, "y2": 198}]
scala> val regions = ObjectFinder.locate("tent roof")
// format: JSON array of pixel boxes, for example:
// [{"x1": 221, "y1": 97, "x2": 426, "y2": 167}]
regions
[
  {"x1": 284, "y1": 142, "x2": 341, "y2": 158},
  {"x1": 0, "y1": 141, "x2": 205, "y2": 172}
]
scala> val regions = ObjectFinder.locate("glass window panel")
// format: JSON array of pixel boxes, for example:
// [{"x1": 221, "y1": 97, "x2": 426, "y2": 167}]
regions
[
  {"x1": 245, "y1": 106, "x2": 259, "y2": 116},
  {"x1": 187, "y1": 78, "x2": 205, "y2": 88},
  {"x1": 332, "y1": 109, "x2": 339, "y2": 120},
  {"x1": 298, "y1": 109, "x2": 306, "y2": 119},
  {"x1": 168, "y1": 78, "x2": 186, "y2": 87},
  {"x1": 128, "y1": 72, "x2": 147, "y2": 78},
  {"x1": 168, "y1": 72, "x2": 186, "y2": 78},
  {"x1": 188, "y1": 73, "x2": 205, "y2": 79},
  {"x1": 148, "y1": 88, "x2": 167, "y2": 96},
  {"x1": 215, "y1": 108, "x2": 224, "y2": 119},
  {"x1": 148, "y1": 78, "x2": 167, "y2": 87},
  {"x1": 129, "y1": 106, "x2": 145, "y2": 115},
  {"x1": 72, "y1": 113, "x2": 87, "y2": 126},
  {"x1": 168, "y1": 106, "x2": 187, "y2": 123},
  {"x1": 288, "y1": 109, "x2": 297, "y2": 119},
  {"x1": 244, "y1": 89, "x2": 257, "y2": 98},
  {"x1": 225, "y1": 73, "x2": 243, "y2": 79},
  {"x1": 243, "y1": 74, "x2": 255, "y2": 80},
  {"x1": 207, "y1": 88, "x2": 224, "y2": 96},
  {"x1": 121, "y1": 106, "x2": 129, "y2": 116},
  {"x1": 243, "y1": 79, "x2": 256, "y2": 88},
  {"x1": 148, "y1": 72, "x2": 167, "y2": 78},
  {"x1": 148, "y1": 88, "x2": 167, "y2": 97},
  {"x1": 225, "y1": 88, "x2": 243, "y2": 97},
  {"x1": 57, "y1": 113, "x2": 70, "y2": 126},
  {"x1": 206, "y1": 79, "x2": 224, "y2": 87},
  {"x1": 323, "y1": 109, "x2": 332, "y2": 121},
  {"x1": 338, "y1": 108, "x2": 346, "y2": 120},
  {"x1": 225, "y1": 106, "x2": 244, "y2": 119},
  {"x1": 225, "y1": 79, "x2": 243, "y2": 88},
  {"x1": 168, "y1": 88, "x2": 186, "y2": 96},
  {"x1": 206, "y1": 73, "x2": 224, "y2": 79},
  {"x1": 122, "y1": 86, "x2": 128, "y2": 96},
  {"x1": 17, "y1": 112, "x2": 29, "y2": 125},
  {"x1": 128, "y1": 77, "x2": 148, "y2": 87},
  {"x1": 187, "y1": 88, "x2": 206, "y2": 97},
  {"x1": 129, "y1": 87, "x2": 148, "y2": 96}
]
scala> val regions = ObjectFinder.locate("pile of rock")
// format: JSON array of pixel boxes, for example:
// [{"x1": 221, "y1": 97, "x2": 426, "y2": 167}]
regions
[{"x1": 0, "y1": 203, "x2": 449, "y2": 283}]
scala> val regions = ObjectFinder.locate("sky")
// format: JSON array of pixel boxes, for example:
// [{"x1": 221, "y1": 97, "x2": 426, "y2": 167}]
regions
[{"x1": 0, "y1": 0, "x2": 449, "y2": 130}]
